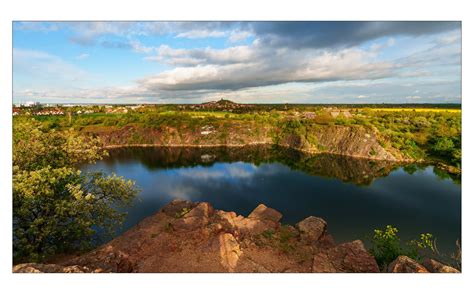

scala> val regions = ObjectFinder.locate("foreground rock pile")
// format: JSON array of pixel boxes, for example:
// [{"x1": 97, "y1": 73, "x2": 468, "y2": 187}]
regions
[{"x1": 13, "y1": 200, "x2": 459, "y2": 273}]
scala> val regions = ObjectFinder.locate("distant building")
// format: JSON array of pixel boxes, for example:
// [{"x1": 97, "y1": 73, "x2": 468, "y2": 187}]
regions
[
  {"x1": 23, "y1": 101, "x2": 41, "y2": 107},
  {"x1": 34, "y1": 108, "x2": 64, "y2": 116}
]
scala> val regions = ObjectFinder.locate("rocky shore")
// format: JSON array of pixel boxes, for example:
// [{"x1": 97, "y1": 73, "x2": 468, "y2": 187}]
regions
[{"x1": 13, "y1": 200, "x2": 459, "y2": 273}]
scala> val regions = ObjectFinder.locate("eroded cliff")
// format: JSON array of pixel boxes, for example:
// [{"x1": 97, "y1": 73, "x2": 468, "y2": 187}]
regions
[{"x1": 83, "y1": 123, "x2": 407, "y2": 161}]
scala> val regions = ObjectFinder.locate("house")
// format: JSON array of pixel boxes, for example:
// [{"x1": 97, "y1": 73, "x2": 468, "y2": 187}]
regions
[{"x1": 34, "y1": 108, "x2": 65, "y2": 116}]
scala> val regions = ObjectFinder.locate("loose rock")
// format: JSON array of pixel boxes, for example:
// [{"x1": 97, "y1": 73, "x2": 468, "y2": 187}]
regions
[
  {"x1": 296, "y1": 216, "x2": 327, "y2": 242},
  {"x1": 388, "y1": 256, "x2": 429, "y2": 273},
  {"x1": 423, "y1": 258, "x2": 460, "y2": 273},
  {"x1": 248, "y1": 204, "x2": 282, "y2": 223}
]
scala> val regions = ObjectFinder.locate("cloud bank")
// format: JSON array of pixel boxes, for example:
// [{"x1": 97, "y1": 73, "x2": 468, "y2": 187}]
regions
[{"x1": 13, "y1": 21, "x2": 461, "y2": 103}]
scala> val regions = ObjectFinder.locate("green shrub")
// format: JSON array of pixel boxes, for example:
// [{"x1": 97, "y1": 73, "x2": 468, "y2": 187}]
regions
[{"x1": 369, "y1": 225, "x2": 436, "y2": 270}]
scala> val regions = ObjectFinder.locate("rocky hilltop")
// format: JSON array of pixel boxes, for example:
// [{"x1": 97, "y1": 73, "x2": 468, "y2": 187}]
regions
[{"x1": 13, "y1": 200, "x2": 458, "y2": 273}]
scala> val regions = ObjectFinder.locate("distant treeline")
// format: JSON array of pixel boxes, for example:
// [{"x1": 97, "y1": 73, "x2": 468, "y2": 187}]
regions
[{"x1": 242, "y1": 103, "x2": 462, "y2": 109}]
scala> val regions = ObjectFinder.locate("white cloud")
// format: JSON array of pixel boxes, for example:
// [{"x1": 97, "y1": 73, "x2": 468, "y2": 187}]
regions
[
  {"x1": 147, "y1": 44, "x2": 257, "y2": 66},
  {"x1": 75, "y1": 53, "x2": 89, "y2": 60},
  {"x1": 13, "y1": 48, "x2": 87, "y2": 82},
  {"x1": 129, "y1": 40, "x2": 153, "y2": 53},
  {"x1": 229, "y1": 30, "x2": 252, "y2": 42},
  {"x1": 15, "y1": 22, "x2": 60, "y2": 32},
  {"x1": 436, "y1": 30, "x2": 461, "y2": 46},
  {"x1": 177, "y1": 164, "x2": 257, "y2": 180},
  {"x1": 387, "y1": 37, "x2": 396, "y2": 47},
  {"x1": 68, "y1": 22, "x2": 133, "y2": 45},
  {"x1": 139, "y1": 45, "x2": 395, "y2": 91},
  {"x1": 176, "y1": 30, "x2": 226, "y2": 39}
]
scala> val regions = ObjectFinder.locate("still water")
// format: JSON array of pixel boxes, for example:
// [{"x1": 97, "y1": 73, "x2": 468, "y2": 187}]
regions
[{"x1": 81, "y1": 146, "x2": 461, "y2": 254}]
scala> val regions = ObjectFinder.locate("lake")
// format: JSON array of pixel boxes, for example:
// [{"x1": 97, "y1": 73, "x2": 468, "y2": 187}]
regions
[{"x1": 81, "y1": 145, "x2": 461, "y2": 255}]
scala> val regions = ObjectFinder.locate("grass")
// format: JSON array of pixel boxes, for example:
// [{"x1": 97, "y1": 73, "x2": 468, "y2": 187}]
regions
[{"x1": 369, "y1": 108, "x2": 461, "y2": 113}]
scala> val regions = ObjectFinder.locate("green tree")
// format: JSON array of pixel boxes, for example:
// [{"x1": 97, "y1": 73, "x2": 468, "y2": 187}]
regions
[
  {"x1": 432, "y1": 137, "x2": 455, "y2": 155},
  {"x1": 13, "y1": 120, "x2": 139, "y2": 262}
]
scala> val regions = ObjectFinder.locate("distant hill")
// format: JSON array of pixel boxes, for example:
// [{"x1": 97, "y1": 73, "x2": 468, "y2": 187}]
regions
[
  {"x1": 202, "y1": 99, "x2": 237, "y2": 105},
  {"x1": 182, "y1": 99, "x2": 250, "y2": 111}
]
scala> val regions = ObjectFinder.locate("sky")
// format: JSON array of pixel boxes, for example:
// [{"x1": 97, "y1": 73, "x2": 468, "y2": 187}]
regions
[{"x1": 13, "y1": 21, "x2": 461, "y2": 104}]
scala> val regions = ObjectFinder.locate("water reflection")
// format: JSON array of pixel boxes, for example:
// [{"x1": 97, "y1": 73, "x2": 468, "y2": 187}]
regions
[
  {"x1": 103, "y1": 146, "x2": 403, "y2": 185},
  {"x1": 81, "y1": 146, "x2": 461, "y2": 255}
]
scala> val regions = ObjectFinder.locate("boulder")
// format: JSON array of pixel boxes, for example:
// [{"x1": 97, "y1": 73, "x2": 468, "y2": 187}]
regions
[
  {"x1": 217, "y1": 233, "x2": 242, "y2": 272},
  {"x1": 423, "y1": 258, "x2": 460, "y2": 273},
  {"x1": 216, "y1": 204, "x2": 283, "y2": 236},
  {"x1": 173, "y1": 202, "x2": 213, "y2": 231},
  {"x1": 388, "y1": 256, "x2": 429, "y2": 273},
  {"x1": 160, "y1": 199, "x2": 194, "y2": 217},
  {"x1": 186, "y1": 202, "x2": 213, "y2": 218},
  {"x1": 248, "y1": 204, "x2": 282, "y2": 223},
  {"x1": 216, "y1": 210, "x2": 237, "y2": 225},
  {"x1": 312, "y1": 240, "x2": 379, "y2": 273},
  {"x1": 296, "y1": 216, "x2": 327, "y2": 242},
  {"x1": 233, "y1": 216, "x2": 278, "y2": 236}
]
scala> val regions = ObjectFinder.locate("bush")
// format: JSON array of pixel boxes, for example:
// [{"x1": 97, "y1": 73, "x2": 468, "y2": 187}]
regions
[
  {"x1": 432, "y1": 137, "x2": 455, "y2": 155},
  {"x1": 369, "y1": 225, "x2": 435, "y2": 270}
]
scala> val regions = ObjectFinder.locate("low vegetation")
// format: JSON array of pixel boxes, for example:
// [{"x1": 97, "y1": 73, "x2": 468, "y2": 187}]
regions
[{"x1": 368, "y1": 225, "x2": 461, "y2": 271}]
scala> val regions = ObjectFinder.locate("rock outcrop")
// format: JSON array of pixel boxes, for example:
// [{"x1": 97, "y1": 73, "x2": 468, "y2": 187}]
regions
[
  {"x1": 13, "y1": 200, "x2": 381, "y2": 273},
  {"x1": 387, "y1": 255, "x2": 460, "y2": 273},
  {"x1": 14, "y1": 201, "x2": 460, "y2": 273},
  {"x1": 388, "y1": 256, "x2": 431, "y2": 273}
]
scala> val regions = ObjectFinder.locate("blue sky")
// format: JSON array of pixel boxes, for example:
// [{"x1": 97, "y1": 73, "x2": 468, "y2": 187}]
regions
[{"x1": 13, "y1": 21, "x2": 461, "y2": 104}]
